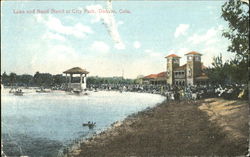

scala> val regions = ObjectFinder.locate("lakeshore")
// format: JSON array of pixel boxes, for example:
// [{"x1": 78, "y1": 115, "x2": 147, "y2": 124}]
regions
[{"x1": 71, "y1": 98, "x2": 249, "y2": 157}]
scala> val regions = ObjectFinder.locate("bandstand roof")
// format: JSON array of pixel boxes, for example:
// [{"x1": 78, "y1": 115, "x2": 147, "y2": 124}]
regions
[{"x1": 63, "y1": 67, "x2": 89, "y2": 74}]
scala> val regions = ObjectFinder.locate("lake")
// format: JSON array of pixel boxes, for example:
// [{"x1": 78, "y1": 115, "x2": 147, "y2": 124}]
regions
[{"x1": 1, "y1": 89, "x2": 165, "y2": 157}]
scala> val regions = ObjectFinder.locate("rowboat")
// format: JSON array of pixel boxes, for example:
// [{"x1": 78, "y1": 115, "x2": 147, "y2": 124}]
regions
[
  {"x1": 13, "y1": 91, "x2": 24, "y2": 96},
  {"x1": 36, "y1": 88, "x2": 51, "y2": 93},
  {"x1": 82, "y1": 122, "x2": 96, "y2": 129}
]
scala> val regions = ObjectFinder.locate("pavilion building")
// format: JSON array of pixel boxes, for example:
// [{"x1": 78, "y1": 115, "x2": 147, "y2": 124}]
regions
[
  {"x1": 143, "y1": 51, "x2": 209, "y2": 86},
  {"x1": 63, "y1": 67, "x2": 89, "y2": 91}
]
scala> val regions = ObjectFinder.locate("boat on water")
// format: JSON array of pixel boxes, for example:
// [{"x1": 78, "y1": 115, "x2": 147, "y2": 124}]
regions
[
  {"x1": 13, "y1": 90, "x2": 24, "y2": 96},
  {"x1": 68, "y1": 89, "x2": 89, "y2": 96},
  {"x1": 36, "y1": 90, "x2": 51, "y2": 93},
  {"x1": 36, "y1": 88, "x2": 51, "y2": 93},
  {"x1": 82, "y1": 122, "x2": 96, "y2": 129},
  {"x1": 72, "y1": 90, "x2": 81, "y2": 94}
]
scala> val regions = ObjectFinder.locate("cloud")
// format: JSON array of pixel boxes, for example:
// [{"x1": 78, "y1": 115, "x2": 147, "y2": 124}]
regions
[
  {"x1": 30, "y1": 44, "x2": 81, "y2": 74},
  {"x1": 174, "y1": 24, "x2": 190, "y2": 38},
  {"x1": 34, "y1": 14, "x2": 93, "y2": 39},
  {"x1": 187, "y1": 26, "x2": 222, "y2": 45},
  {"x1": 133, "y1": 41, "x2": 141, "y2": 49},
  {"x1": 42, "y1": 32, "x2": 66, "y2": 41},
  {"x1": 86, "y1": 2, "x2": 125, "y2": 50},
  {"x1": 201, "y1": 45, "x2": 234, "y2": 67},
  {"x1": 168, "y1": 25, "x2": 229, "y2": 66},
  {"x1": 90, "y1": 41, "x2": 110, "y2": 53}
]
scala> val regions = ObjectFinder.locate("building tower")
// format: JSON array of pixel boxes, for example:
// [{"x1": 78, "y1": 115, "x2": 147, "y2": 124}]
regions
[
  {"x1": 185, "y1": 51, "x2": 202, "y2": 85},
  {"x1": 165, "y1": 54, "x2": 181, "y2": 85}
]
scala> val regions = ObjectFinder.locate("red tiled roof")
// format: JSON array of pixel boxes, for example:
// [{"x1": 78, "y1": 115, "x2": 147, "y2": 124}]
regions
[
  {"x1": 185, "y1": 51, "x2": 202, "y2": 55},
  {"x1": 144, "y1": 72, "x2": 167, "y2": 79},
  {"x1": 156, "y1": 72, "x2": 166, "y2": 78},
  {"x1": 144, "y1": 74, "x2": 158, "y2": 79},
  {"x1": 165, "y1": 54, "x2": 181, "y2": 58}
]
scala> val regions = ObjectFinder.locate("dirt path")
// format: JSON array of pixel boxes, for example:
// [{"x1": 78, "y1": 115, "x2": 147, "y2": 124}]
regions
[
  {"x1": 72, "y1": 99, "x2": 249, "y2": 157},
  {"x1": 199, "y1": 98, "x2": 249, "y2": 141}
]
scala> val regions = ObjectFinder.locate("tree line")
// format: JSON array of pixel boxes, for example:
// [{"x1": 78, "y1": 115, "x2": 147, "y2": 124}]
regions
[
  {"x1": 0, "y1": 71, "x2": 135, "y2": 88},
  {"x1": 1, "y1": 72, "x2": 66, "y2": 87},
  {"x1": 206, "y1": 0, "x2": 248, "y2": 85}
]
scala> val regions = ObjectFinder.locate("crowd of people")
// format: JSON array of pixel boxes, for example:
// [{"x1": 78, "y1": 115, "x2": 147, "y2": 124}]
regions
[{"x1": 88, "y1": 83, "x2": 248, "y2": 101}]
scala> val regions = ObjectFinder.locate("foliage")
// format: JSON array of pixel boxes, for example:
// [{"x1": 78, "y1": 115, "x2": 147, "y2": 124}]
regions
[
  {"x1": 16, "y1": 74, "x2": 34, "y2": 86},
  {"x1": 221, "y1": 0, "x2": 249, "y2": 61},
  {"x1": 1, "y1": 72, "x2": 136, "y2": 87},
  {"x1": 1, "y1": 72, "x2": 10, "y2": 85},
  {"x1": 9, "y1": 72, "x2": 17, "y2": 85},
  {"x1": 206, "y1": 53, "x2": 248, "y2": 84},
  {"x1": 205, "y1": 54, "x2": 229, "y2": 84},
  {"x1": 221, "y1": 0, "x2": 249, "y2": 82},
  {"x1": 87, "y1": 76, "x2": 135, "y2": 85},
  {"x1": 53, "y1": 74, "x2": 66, "y2": 85},
  {"x1": 33, "y1": 72, "x2": 54, "y2": 87}
]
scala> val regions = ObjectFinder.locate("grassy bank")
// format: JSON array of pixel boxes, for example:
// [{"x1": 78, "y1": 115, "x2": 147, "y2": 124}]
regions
[{"x1": 71, "y1": 99, "x2": 249, "y2": 157}]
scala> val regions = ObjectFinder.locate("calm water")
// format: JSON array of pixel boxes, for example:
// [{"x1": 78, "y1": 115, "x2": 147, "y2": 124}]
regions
[{"x1": 1, "y1": 89, "x2": 165, "y2": 157}]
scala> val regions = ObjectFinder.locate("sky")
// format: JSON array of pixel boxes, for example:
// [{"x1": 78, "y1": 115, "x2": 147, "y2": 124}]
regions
[{"x1": 1, "y1": 0, "x2": 234, "y2": 78}]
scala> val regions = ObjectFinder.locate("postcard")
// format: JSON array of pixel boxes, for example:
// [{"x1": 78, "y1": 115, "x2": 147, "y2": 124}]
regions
[{"x1": 1, "y1": 0, "x2": 249, "y2": 156}]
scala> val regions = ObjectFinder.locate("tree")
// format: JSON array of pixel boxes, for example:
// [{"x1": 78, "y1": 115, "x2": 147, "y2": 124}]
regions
[
  {"x1": 206, "y1": 53, "x2": 248, "y2": 84},
  {"x1": 33, "y1": 72, "x2": 53, "y2": 87},
  {"x1": 221, "y1": 0, "x2": 249, "y2": 83},
  {"x1": 1, "y1": 72, "x2": 9, "y2": 85},
  {"x1": 205, "y1": 54, "x2": 229, "y2": 84},
  {"x1": 19, "y1": 74, "x2": 33, "y2": 86},
  {"x1": 53, "y1": 74, "x2": 66, "y2": 85},
  {"x1": 34, "y1": 71, "x2": 42, "y2": 86},
  {"x1": 9, "y1": 72, "x2": 17, "y2": 86}
]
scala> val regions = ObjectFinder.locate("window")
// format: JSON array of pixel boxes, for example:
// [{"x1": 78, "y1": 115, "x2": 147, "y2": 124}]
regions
[
  {"x1": 188, "y1": 68, "x2": 192, "y2": 77},
  {"x1": 188, "y1": 56, "x2": 192, "y2": 61},
  {"x1": 195, "y1": 56, "x2": 200, "y2": 61}
]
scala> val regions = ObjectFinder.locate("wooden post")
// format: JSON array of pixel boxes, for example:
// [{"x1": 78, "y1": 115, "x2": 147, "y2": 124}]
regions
[
  {"x1": 80, "y1": 74, "x2": 83, "y2": 91},
  {"x1": 84, "y1": 74, "x2": 87, "y2": 83},
  {"x1": 65, "y1": 74, "x2": 67, "y2": 89},
  {"x1": 66, "y1": 73, "x2": 69, "y2": 90},
  {"x1": 69, "y1": 74, "x2": 72, "y2": 90},
  {"x1": 84, "y1": 74, "x2": 87, "y2": 89}
]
